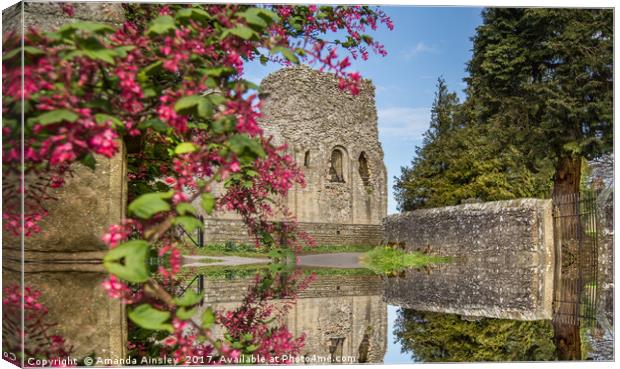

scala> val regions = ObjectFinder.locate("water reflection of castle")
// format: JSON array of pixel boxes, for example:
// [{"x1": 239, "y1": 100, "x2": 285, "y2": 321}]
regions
[{"x1": 200, "y1": 274, "x2": 387, "y2": 363}]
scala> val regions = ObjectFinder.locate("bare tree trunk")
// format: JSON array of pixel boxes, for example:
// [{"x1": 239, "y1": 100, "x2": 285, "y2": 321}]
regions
[
  {"x1": 553, "y1": 156, "x2": 582, "y2": 198},
  {"x1": 553, "y1": 279, "x2": 582, "y2": 360},
  {"x1": 552, "y1": 155, "x2": 583, "y2": 360}
]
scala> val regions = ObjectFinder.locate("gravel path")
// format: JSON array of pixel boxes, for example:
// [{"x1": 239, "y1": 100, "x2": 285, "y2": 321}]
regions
[
  {"x1": 298, "y1": 252, "x2": 365, "y2": 269},
  {"x1": 182, "y1": 255, "x2": 269, "y2": 267},
  {"x1": 182, "y1": 252, "x2": 366, "y2": 269}
]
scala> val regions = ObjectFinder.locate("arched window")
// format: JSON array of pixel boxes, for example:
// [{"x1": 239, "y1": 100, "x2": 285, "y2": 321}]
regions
[
  {"x1": 358, "y1": 152, "x2": 370, "y2": 186},
  {"x1": 329, "y1": 149, "x2": 345, "y2": 183},
  {"x1": 304, "y1": 150, "x2": 310, "y2": 167}
]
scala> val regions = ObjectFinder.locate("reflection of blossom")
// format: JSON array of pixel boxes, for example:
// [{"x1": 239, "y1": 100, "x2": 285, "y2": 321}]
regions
[
  {"x1": 101, "y1": 275, "x2": 142, "y2": 304},
  {"x1": 2, "y1": 285, "x2": 73, "y2": 366},
  {"x1": 159, "y1": 244, "x2": 181, "y2": 279}
]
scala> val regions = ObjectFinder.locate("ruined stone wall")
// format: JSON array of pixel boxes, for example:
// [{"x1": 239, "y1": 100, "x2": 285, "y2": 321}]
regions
[
  {"x1": 200, "y1": 66, "x2": 388, "y2": 246},
  {"x1": 2, "y1": 1, "x2": 125, "y2": 33},
  {"x1": 597, "y1": 189, "x2": 614, "y2": 330},
  {"x1": 2, "y1": 2, "x2": 127, "y2": 360},
  {"x1": 383, "y1": 198, "x2": 555, "y2": 260},
  {"x1": 197, "y1": 275, "x2": 387, "y2": 363},
  {"x1": 202, "y1": 218, "x2": 383, "y2": 246},
  {"x1": 382, "y1": 198, "x2": 555, "y2": 320},
  {"x1": 383, "y1": 258, "x2": 554, "y2": 320}
]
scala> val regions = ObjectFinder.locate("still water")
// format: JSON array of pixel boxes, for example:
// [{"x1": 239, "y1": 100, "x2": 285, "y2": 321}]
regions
[{"x1": 179, "y1": 257, "x2": 613, "y2": 364}]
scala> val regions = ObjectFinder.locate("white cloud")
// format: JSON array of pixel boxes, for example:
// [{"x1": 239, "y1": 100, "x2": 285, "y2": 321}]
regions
[
  {"x1": 403, "y1": 42, "x2": 439, "y2": 60},
  {"x1": 378, "y1": 106, "x2": 431, "y2": 141}
]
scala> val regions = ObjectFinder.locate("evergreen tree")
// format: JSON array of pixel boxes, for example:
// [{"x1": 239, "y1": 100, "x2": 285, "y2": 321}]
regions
[
  {"x1": 465, "y1": 8, "x2": 613, "y2": 197},
  {"x1": 394, "y1": 78, "x2": 461, "y2": 211},
  {"x1": 394, "y1": 79, "x2": 554, "y2": 211},
  {"x1": 394, "y1": 309, "x2": 558, "y2": 362}
]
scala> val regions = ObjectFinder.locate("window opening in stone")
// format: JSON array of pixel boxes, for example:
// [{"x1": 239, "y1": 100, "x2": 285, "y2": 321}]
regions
[
  {"x1": 329, "y1": 337, "x2": 345, "y2": 363},
  {"x1": 329, "y1": 149, "x2": 345, "y2": 183},
  {"x1": 358, "y1": 152, "x2": 370, "y2": 186},
  {"x1": 304, "y1": 150, "x2": 310, "y2": 167}
]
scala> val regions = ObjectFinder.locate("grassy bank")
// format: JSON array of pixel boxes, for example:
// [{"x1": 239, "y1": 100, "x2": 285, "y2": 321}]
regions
[
  {"x1": 178, "y1": 264, "x2": 375, "y2": 280},
  {"x1": 180, "y1": 242, "x2": 377, "y2": 258},
  {"x1": 360, "y1": 246, "x2": 450, "y2": 275}
]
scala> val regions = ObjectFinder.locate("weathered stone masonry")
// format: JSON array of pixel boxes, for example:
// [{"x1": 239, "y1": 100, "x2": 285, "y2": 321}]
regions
[
  {"x1": 382, "y1": 199, "x2": 556, "y2": 320},
  {"x1": 199, "y1": 66, "x2": 388, "y2": 246},
  {"x1": 197, "y1": 275, "x2": 388, "y2": 363},
  {"x1": 2, "y1": 2, "x2": 128, "y2": 360},
  {"x1": 383, "y1": 198, "x2": 555, "y2": 260}
]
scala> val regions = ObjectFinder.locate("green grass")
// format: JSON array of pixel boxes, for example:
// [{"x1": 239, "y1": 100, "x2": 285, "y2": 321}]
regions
[
  {"x1": 187, "y1": 256, "x2": 223, "y2": 263},
  {"x1": 177, "y1": 264, "x2": 376, "y2": 281},
  {"x1": 359, "y1": 246, "x2": 450, "y2": 275},
  {"x1": 178, "y1": 264, "x2": 269, "y2": 280},
  {"x1": 180, "y1": 242, "x2": 377, "y2": 258}
]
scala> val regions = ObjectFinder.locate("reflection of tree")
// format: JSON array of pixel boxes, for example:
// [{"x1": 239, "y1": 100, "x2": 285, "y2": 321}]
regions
[{"x1": 394, "y1": 309, "x2": 557, "y2": 362}]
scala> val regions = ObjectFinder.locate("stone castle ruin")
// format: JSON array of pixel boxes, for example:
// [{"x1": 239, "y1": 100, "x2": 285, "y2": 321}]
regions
[
  {"x1": 4, "y1": 2, "x2": 612, "y2": 362},
  {"x1": 201, "y1": 67, "x2": 388, "y2": 246}
]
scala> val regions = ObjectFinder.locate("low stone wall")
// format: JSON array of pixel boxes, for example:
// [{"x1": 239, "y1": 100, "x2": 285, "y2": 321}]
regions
[
  {"x1": 382, "y1": 198, "x2": 554, "y2": 259},
  {"x1": 382, "y1": 198, "x2": 555, "y2": 320},
  {"x1": 203, "y1": 218, "x2": 383, "y2": 246},
  {"x1": 383, "y1": 257, "x2": 554, "y2": 320},
  {"x1": 196, "y1": 274, "x2": 383, "y2": 304}
]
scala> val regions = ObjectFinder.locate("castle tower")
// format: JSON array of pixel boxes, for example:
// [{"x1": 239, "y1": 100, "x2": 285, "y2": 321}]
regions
[{"x1": 203, "y1": 66, "x2": 387, "y2": 246}]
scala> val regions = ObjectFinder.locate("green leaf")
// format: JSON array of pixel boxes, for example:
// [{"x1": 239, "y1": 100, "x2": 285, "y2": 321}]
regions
[
  {"x1": 228, "y1": 134, "x2": 266, "y2": 159},
  {"x1": 173, "y1": 290, "x2": 204, "y2": 307},
  {"x1": 176, "y1": 306, "x2": 197, "y2": 320},
  {"x1": 201, "y1": 307, "x2": 215, "y2": 329},
  {"x1": 83, "y1": 48, "x2": 116, "y2": 64},
  {"x1": 137, "y1": 60, "x2": 164, "y2": 81},
  {"x1": 246, "y1": 344, "x2": 260, "y2": 353},
  {"x1": 142, "y1": 87, "x2": 157, "y2": 98},
  {"x1": 128, "y1": 304, "x2": 173, "y2": 332},
  {"x1": 176, "y1": 202, "x2": 197, "y2": 216},
  {"x1": 201, "y1": 193, "x2": 216, "y2": 214},
  {"x1": 115, "y1": 45, "x2": 135, "y2": 58},
  {"x1": 240, "y1": 9, "x2": 268, "y2": 29},
  {"x1": 240, "y1": 79, "x2": 259, "y2": 91},
  {"x1": 147, "y1": 15, "x2": 176, "y2": 36},
  {"x1": 2, "y1": 48, "x2": 20, "y2": 61},
  {"x1": 103, "y1": 240, "x2": 151, "y2": 283},
  {"x1": 270, "y1": 46, "x2": 299, "y2": 64},
  {"x1": 37, "y1": 109, "x2": 79, "y2": 125},
  {"x1": 173, "y1": 216, "x2": 203, "y2": 233},
  {"x1": 176, "y1": 8, "x2": 210, "y2": 22},
  {"x1": 2, "y1": 46, "x2": 44, "y2": 61},
  {"x1": 255, "y1": 8, "x2": 279, "y2": 22},
  {"x1": 206, "y1": 94, "x2": 226, "y2": 106},
  {"x1": 175, "y1": 142, "x2": 197, "y2": 155},
  {"x1": 174, "y1": 95, "x2": 212, "y2": 118},
  {"x1": 139, "y1": 118, "x2": 168, "y2": 133},
  {"x1": 95, "y1": 113, "x2": 123, "y2": 128},
  {"x1": 128, "y1": 192, "x2": 172, "y2": 219},
  {"x1": 81, "y1": 153, "x2": 97, "y2": 171},
  {"x1": 225, "y1": 26, "x2": 257, "y2": 40},
  {"x1": 201, "y1": 67, "x2": 233, "y2": 77},
  {"x1": 59, "y1": 21, "x2": 115, "y2": 36}
]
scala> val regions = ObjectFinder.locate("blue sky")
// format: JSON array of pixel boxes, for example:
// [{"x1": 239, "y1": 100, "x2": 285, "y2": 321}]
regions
[{"x1": 245, "y1": 6, "x2": 483, "y2": 214}]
